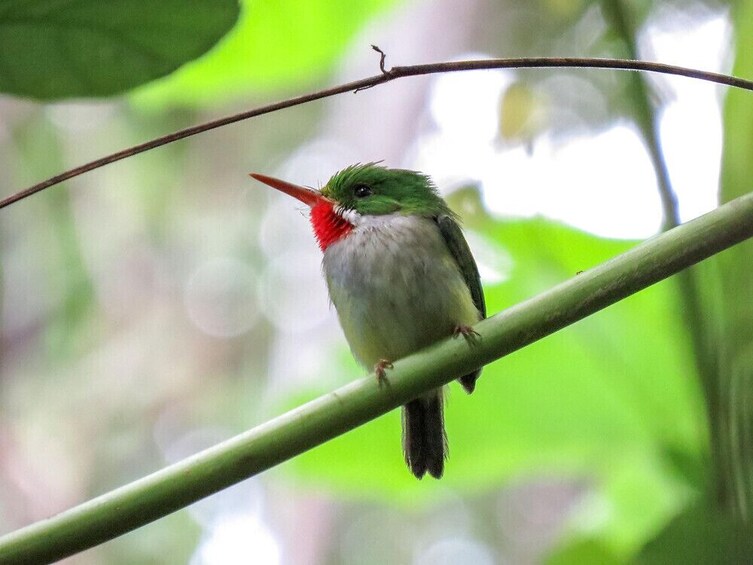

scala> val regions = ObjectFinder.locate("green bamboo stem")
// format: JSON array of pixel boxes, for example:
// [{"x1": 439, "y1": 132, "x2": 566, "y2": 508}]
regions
[
  {"x1": 3, "y1": 191, "x2": 753, "y2": 563},
  {"x1": 716, "y1": 1, "x2": 753, "y2": 520},
  {"x1": 603, "y1": 0, "x2": 727, "y2": 507}
]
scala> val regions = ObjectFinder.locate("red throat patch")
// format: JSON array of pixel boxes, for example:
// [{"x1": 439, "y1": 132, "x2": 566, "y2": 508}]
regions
[{"x1": 310, "y1": 202, "x2": 353, "y2": 251}]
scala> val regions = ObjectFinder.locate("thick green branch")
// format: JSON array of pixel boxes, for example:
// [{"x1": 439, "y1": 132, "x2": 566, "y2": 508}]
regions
[{"x1": 3, "y1": 191, "x2": 753, "y2": 563}]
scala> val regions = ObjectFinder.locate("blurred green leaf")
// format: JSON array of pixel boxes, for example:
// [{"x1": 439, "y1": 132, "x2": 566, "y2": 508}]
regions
[
  {"x1": 636, "y1": 504, "x2": 753, "y2": 565},
  {"x1": 0, "y1": 0, "x2": 240, "y2": 99},
  {"x1": 498, "y1": 81, "x2": 546, "y2": 145},
  {"x1": 546, "y1": 539, "x2": 622, "y2": 565},
  {"x1": 133, "y1": 0, "x2": 401, "y2": 107}
]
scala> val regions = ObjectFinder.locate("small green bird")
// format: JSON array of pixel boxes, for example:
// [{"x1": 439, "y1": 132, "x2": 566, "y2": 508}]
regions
[{"x1": 251, "y1": 164, "x2": 486, "y2": 479}]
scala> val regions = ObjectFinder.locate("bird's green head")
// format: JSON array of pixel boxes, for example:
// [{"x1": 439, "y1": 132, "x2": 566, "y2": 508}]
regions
[
  {"x1": 250, "y1": 164, "x2": 456, "y2": 251},
  {"x1": 321, "y1": 163, "x2": 454, "y2": 218}
]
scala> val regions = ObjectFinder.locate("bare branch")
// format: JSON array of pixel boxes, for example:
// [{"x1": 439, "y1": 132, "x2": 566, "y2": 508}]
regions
[{"x1": 1, "y1": 56, "x2": 750, "y2": 210}]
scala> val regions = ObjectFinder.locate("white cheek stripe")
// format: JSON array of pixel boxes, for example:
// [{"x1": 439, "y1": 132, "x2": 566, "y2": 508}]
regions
[{"x1": 335, "y1": 205, "x2": 363, "y2": 226}]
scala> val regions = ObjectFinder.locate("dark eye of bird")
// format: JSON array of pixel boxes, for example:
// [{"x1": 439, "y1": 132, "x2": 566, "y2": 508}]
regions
[{"x1": 353, "y1": 183, "x2": 372, "y2": 198}]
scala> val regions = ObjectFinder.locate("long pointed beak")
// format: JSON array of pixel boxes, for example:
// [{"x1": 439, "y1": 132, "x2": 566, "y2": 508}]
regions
[{"x1": 250, "y1": 173, "x2": 330, "y2": 208}]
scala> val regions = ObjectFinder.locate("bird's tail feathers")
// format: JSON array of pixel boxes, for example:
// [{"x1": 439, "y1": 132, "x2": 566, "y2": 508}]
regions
[{"x1": 402, "y1": 390, "x2": 447, "y2": 479}]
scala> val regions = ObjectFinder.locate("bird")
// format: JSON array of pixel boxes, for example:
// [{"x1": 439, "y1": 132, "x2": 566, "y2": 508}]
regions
[{"x1": 251, "y1": 163, "x2": 485, "y2": 479}]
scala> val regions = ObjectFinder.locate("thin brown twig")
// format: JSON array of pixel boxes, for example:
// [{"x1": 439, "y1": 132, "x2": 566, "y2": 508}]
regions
[{"x1": 1, "y1": 55, "x2": 750, "y2": 211}]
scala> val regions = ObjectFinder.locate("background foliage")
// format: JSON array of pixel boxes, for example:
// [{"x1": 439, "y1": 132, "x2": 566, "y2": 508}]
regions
[{"x1": 0, "y1": 0, "x2": 750, "y2": 563}]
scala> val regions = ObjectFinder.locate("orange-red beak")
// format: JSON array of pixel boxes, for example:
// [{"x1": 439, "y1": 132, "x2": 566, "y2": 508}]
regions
[{"x1": 250, "y1": 173, "x2": 330, "y2": 208}]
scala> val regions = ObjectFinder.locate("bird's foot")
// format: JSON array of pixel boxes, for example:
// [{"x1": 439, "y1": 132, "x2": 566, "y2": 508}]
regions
[
  {"x1": 453, "y1": 324, "x2": 480, "y2": 344},
  {"x1": 374, "y1": 359, "x2": 394, "y2": 387}
]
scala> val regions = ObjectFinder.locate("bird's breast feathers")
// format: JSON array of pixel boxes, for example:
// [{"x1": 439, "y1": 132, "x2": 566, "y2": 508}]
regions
[{"x1": 321, "y1": 214, "x2": 480, "y2": 366}]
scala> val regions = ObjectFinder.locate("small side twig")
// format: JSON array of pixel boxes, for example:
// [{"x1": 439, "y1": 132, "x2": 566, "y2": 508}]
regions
[
  {"x1": 354, "y1": 45, "x2": 391, "y2": 92},
  {"x1": 373, "y1": 44, "x2": 389, "y2": 75}
]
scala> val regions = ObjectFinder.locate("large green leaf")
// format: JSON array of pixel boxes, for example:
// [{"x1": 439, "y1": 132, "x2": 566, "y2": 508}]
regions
[
  {"x1": 133, "y1": 0, "x2": 400, "y2": 107},
  {"x1": 0, "y1": 0, "x2": 240, "y2": 100}
]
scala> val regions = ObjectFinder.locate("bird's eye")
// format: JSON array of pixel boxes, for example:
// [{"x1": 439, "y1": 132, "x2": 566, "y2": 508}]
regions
[{"x1": 353, "y1": 183, "x2": 372, "y2": 198}]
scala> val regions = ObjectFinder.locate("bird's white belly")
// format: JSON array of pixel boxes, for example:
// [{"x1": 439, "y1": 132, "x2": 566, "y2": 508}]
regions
[{"x1": 322, "y1": 214, "x2": 480, "y2": 367}]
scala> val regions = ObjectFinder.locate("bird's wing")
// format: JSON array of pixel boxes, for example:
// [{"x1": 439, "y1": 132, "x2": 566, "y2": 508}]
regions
[{"x1": 435, "y1": 214, "x2": 486, "y2": 319}]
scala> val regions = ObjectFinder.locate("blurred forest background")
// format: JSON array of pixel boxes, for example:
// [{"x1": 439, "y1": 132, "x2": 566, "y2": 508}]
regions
[{"x1": 1, "y1": 0, "x2": 752, "y2": 563}]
